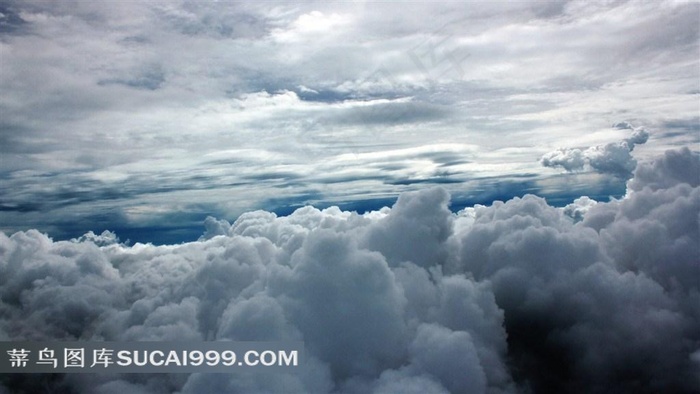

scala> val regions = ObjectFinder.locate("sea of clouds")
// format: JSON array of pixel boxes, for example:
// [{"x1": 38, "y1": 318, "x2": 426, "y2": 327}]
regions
[{"x1": 1, "y1": 147, "x2": 698, "y2": 393}]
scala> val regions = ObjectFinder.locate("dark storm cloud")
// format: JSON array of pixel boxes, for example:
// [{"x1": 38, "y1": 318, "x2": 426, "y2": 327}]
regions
[{"x1": 1, "y1": 147, "x2": 698, "y2": 393}]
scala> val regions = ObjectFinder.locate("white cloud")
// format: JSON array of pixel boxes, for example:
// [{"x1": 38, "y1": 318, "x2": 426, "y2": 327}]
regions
[
  {"x1": 541, "y1": 123, "x2": 651, "y2": 178},
  {"x1": 271, "y1": 10, "x2": 352, "y2": 43},
  {"x1": 1, "y1": 147, "x2": 698, "y2": 393},
  {"x1": 541, "y1": 147, "x2": 586, "y2": 172},
  {"x1": 563, "y1": 196, "x2": 597, "y2": 222}
]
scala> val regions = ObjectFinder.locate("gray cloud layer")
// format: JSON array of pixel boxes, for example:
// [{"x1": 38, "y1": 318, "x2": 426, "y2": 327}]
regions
[
  {"x1": 1, "y1": 1, "x2": 698, "y2": 241},
  {"x1": 1, "y1": 147, "x2": 698, "y2": 393}
]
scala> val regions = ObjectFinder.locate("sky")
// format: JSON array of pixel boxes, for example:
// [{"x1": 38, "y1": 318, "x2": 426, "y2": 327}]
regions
[
  {"x1": 1, "y1": 2, "x2": 700, "y2": 393},
  {"x1": 0, "y1": 0, "x2": 698, "y2": 244}
]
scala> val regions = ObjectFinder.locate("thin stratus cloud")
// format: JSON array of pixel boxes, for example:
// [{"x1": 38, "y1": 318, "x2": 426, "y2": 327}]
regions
[
  {"x1": 0, "y1": 1, "x2": 699, "y2": 393},
  {"x1": 0, "y1": 1, "x2": 698, "y2": 243}
]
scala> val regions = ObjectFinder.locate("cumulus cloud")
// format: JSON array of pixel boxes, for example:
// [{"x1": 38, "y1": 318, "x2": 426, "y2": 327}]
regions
[
  {"x1": 1, "y1": 147, "x2": 699, "y2": 393},
  {"x1": 541, "y1": 123, "x2": 651, "y2": 178},
  {"x1": 562, "y1": 196, "x2": 597, "y2": 222},
  {"x1": 628, "y1": 146, "x2": 700, "y2": 192},
  {"x1": 540, "y1": 146, "x2": 586, "y2": 172},
  {"x1": 71, "y1": 230, "x2": 121, "y2": 246}
]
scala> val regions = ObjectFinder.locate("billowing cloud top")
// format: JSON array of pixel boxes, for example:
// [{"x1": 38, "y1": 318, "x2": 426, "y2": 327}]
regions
[
  {"x1": 0, "y1": 1, "x2": 698, "y2": 243},
  {"x1": 1, "y1": 3, "x2": 699, "y2": 391},
  {"x1": 1, "y1": 147, "x2": 698, "y2": 393},
  {"x1": 541, "y1": 122, "x2": 651, "y2": 178}
]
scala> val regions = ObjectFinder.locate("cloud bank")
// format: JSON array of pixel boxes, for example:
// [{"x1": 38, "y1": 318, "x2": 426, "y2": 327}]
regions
[
  {"x1": 1, "y1": 147, "x2": 698, "y2": 393},
  {"x1": 541, "y1": 123, "x2": 650, "y2": 178},
  {"x1": 1, "y1": 1, "x2": 698, "y2": 242}
]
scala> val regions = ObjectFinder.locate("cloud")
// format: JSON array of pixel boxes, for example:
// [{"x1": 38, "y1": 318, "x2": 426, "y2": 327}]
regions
[
  {"x1": 1, "y1": 1, "x2": 698, "y2": 243},
  {"x1": 562, "y1": 195, "x2": 597, "y2": 222},
  {"x1": 585, "y1": 141, "x2": 639, "y2": 177},
  {"x1": 627, "y1": 146, "x2": 700, "y2": 192},
  {"x1": 541, "y1": 123, "x2": 651, "y2": 178},
  {"x1": 454, "y1": 147, "x2": 700, "y2": 393},
  {"x1": 540, "y1": 147, "x2": 586, "y2": 172},
  {"x1": 364, "y1": 187, "x2": 453, "y2": 268},
  {"x1": 271, "y1": 10, "x2": 351, "y2": 43},
  {"x1": 1, "y1": 147, "x2": 699, "y2": 393},
  {"x1": 0, "y1": 1, "x2": 698, "y2": 392},
  {"x1": 71, "y1": 230, "x2": 121, "y2": 246}
]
